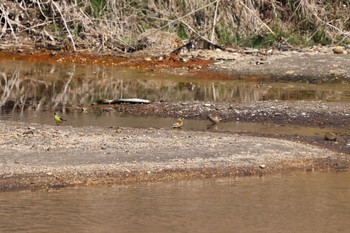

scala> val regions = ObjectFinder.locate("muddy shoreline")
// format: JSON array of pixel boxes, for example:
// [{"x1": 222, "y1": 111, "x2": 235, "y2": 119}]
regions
[
  {"x1": 1, "y1": 99, "x2": 350, "y2": 191},
  {"x1": 0, "y1": 120, "x2": 348, "y2": 192},
  {"x1": 1, "y1": 46, "x2": 350, "y2": 191}
]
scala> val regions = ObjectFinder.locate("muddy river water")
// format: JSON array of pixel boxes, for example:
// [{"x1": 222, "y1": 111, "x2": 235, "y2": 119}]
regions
[
  {"x1": 0, "y1": 172, "x2": 349, "y2": 233},
  {"x1": 1, "y1": 60, "x2": 350, "y2": 136},
  {"x1": 1, "y1": 59, "x2": 350, "y2": 232}
]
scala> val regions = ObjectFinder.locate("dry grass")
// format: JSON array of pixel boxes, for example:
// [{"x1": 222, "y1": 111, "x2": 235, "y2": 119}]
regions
[{"x1": 0, "y1": 0, "x2": 349, "y2": 51}]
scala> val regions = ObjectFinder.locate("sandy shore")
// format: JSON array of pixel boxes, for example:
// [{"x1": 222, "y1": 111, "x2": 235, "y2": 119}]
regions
[{"x1": 0, "y1": 120, "x2": 348, "y2": 191}]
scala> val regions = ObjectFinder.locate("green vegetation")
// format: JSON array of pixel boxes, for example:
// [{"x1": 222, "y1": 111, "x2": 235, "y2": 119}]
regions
[{"x1": 0, "y1": 0, "x2": 349, "y2": 51}]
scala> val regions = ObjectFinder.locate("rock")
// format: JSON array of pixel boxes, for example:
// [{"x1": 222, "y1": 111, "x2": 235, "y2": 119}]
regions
[
  {"x1": 336, "y1": 135, "x2": 345, "y2": 144},
  {"x1": 243, "y1": 48, "x2": 259, "y2": 54},
  {"x1": 323, "y1": 132, "x2": 345, "y2": 143},
  {"x1": 333, "y1": 46, "x2": 344, "y2": 54},
  {"x1": 324, "y1": 132, "x2": 337, "y2": 141},
  {"x1": 23, "y1": 130, "x2": 34, "y2": 136},
  {"x1": 334, "y1": 161, "x2": 348, "y2": 170}
]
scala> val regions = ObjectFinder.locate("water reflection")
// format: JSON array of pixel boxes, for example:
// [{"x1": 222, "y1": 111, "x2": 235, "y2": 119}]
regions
[
  {"x1": 1, "y1": 60, "x2": 350, "y2": 113},
  {"x1": 0, "y1": 172, "x2": 349, "y2": 233},
  {"x1": 0, "y1": 110, "x2": 346, "y2": 137}
]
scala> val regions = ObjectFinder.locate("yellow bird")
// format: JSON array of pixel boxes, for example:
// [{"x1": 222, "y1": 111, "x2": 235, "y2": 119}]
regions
[
  {"x1": 171, "y1": 117, "x2": 184, "y2": 129},
  {"x1": 207, "y1": 114, "x2": 222, "y2": 124},
  {"x1": 54, "y1": 112, "x2": 66, "y2": 125}
]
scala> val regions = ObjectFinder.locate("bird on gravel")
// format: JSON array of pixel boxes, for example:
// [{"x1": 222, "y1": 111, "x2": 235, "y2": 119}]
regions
[
  {"x1": 54, "y1": 112, "x2": 66, "y2": 125},
  {"x1": 207, "y1": 114, "x2": 222, "y2": 124},
  {"x1": 171, "y1": 117, "x2": 184, "y2": 129}
]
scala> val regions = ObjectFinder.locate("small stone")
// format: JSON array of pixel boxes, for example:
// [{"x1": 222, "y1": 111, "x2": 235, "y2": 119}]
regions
[
  {"x1": 115, "y1": 128, "x2": 122, "y2": 133},
  {"x1": 259, "y1": 164, "x2": 266, "y2": 169},
  {"x1": 203, "y1": 103, "x2": 211, "y2": 107},
  {"x1": 23, "y1": 130, "x2": 34, "y2": 135},
  {"x1": 334, "y1": 161, "x2": 348, "y2": 170},
  {"x1": 305, "y1": 167, "x2": 314, "y2": 172},
  {"x1": 324, "y1": 132, "x2": 337, "y2": 141},
  {"x1": 333, "y1": 46, "x2": 344, "y2": 54},
  {"x1": 336, "y1": 135, "x2": 345, "y2": 144},
  {"x1": 180, "y1": 57, "x2": 189, "y2": 62}
]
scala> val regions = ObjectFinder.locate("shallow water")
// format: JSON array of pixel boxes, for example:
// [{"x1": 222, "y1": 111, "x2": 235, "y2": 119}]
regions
[
  {"x1": 1, "y1": 59, "x2": 350, "y2": 109},
  {"x1": 0, "y1": 172, "x2": 349, "y2": 233},
  {"x1": 1, "y1": 59, "x2": 350, "y2": 232},
  {"x1": 1, "y1": 59, "x2": 350, "y2": 136},
  {"x1": 0, "y1": 109, "x2": 347, "y2": 137}
]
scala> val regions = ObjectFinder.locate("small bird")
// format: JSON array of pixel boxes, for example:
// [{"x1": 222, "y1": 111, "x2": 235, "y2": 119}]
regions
[
  {"x1": 54, "y1": 112, "x2": 66, "y2": 125},
  {"x1": 171, "y1": 117, "x2": 184, "y2": 129},
  {"x1": 207, "y1": 114, "x2": 222, "y2": 124}
]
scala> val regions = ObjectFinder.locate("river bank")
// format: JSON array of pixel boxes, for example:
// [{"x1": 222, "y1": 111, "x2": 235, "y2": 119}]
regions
[
  {"x1": 1, "y1": 46, "x2": 350, "y2": 191},
  {"x1": 0, "y1": 119, "x2": 348, "y2": 192}
]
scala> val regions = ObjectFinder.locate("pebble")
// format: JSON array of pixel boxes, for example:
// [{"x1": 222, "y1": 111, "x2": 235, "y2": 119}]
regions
[
  {"x1": 324, "y1": 132, "x2": 337, "y2": 141},
  {"x1": 333, "y1": 46, "x2": 344, "y2": 54}
]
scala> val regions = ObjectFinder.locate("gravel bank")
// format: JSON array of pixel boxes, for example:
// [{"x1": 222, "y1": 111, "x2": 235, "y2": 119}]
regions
[
  {"x1": 206, "y1": 49, "x2": 350, "y2": 82},
  {"x1": 0, "y1": 120, "x2": 347, "y2": 191}
]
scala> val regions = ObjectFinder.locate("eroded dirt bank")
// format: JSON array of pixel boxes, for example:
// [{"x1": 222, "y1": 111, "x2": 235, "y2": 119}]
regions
[{"x1": 0, "y1": 120, "x2": 348, "y2": 192}]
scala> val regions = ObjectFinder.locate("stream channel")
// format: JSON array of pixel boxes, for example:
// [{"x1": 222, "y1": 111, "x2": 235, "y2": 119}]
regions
[{"x1": 0, "y1": 59, "x2": 350, "y2": 232}]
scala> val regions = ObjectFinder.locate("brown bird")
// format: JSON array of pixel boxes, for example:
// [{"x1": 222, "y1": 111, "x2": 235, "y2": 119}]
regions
[
  {"x1": 171, "y1": 117, "x2": 184, "y2": 129},
  {"x1": 207, "y1": 114, "x2": 222, "y2": 124}
]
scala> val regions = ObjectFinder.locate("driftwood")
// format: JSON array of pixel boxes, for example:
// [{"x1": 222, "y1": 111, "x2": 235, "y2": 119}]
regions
[{"x1": 94, "y1": 98, "x2": 150, "y2": 105}]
